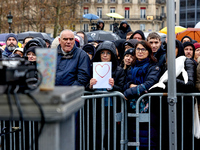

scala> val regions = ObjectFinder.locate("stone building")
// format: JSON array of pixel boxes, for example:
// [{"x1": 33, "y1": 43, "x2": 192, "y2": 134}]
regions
[{"x1": 76, "y1": 0, "x2": 167, "y2": 33}]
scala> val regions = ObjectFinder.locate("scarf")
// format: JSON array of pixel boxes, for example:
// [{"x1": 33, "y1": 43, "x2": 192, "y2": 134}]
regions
[
  {"x1": 131, "y1": 58, "x2": 150, "y2": 84},
  {"x1": 4, "y1": 47, "x2": 13, "y2": 56}
]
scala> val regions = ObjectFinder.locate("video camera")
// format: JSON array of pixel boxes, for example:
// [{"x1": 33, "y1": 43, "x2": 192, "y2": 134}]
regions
[{"x1": 0, "y1": 57, "x2": 42, "y2": 94}]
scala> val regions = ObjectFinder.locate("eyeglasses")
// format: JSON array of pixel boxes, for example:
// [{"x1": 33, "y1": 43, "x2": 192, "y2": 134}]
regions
[
  {"x1": 136, "y1": 47, "x2": 147, "y2": 52},
  {"x1": 100, "y1": 51, "x2": 111, "y2": 55}
]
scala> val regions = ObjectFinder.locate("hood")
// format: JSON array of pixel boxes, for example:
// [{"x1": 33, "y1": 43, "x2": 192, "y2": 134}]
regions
[
  {"x1": 96, "y1": 20, "x2": 104, "y2": 30},
  {"x1": 76, "y1": 31, "x2": 88, "y2": 45},
  {"x1": 82, "y1": 44, "x2": 96, "y2": 55},
  {"x1": 176, "y1": 40, "x2": 185, "y2": 58},
  {"x1": 119, "y1": 20, "x2": 131, "y2": 31},
  {"x1": 23, "y1": 37, "x2": 46, "y2": 55},
  {"x1": 181, "y1": 35, "x2": 193, "y2": 43},
  {"x1": 114, "y1": 39, "x2": 126, "y2": 63},
  {"x1": 92, "y1": 40, "x2": 117, "y2": 70},
  {"x1": 130, "y1": 30, "x2": 145, "y2": 40}
]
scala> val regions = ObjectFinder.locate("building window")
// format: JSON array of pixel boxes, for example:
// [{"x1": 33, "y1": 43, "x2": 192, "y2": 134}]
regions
[
  {"x1": 84, "y1": 7, "x2": 89, "y2": 14},
  {"x1": 84, "y1": 24, "x2": 89, "y2": 32},
  {"x1": 140, "y1": 24, "x2": 145, "y2": 31},
  {"x1": 97, "y1": 7, "x2": 102, "y2": 18},
  {"x1": 156, "y1": 8, "x2": 159, "y2": 16},
  {"x1": 156, "y1": 24, "x2": 158, "y2": 31},
  {"x1": 97, "y1": 0, "x2": 102, "y2": 2},
  {"x1": 110, "y1": 7, "x2": 115, "y2": 13},
  {"x1": 140, "y1": 7, "x2": 146, "y2": 19},
  {"x1": 125, "y1": 7, "x2": 129, "y2": 19},
  {"x1": 110, "y1": 0, "x2": 115, "y2": 2},
  {"x1": 141, "y1": 0, "x2": 146, "y2": 2},
  {"x1": 110, "y1": 24, "x2": 113, "y2": 31},
  {"x1": 125, "y1": 0, "x2": 130, "y2": 2},
  {"x1": 161, "y1": 6, "x2": 164, "y2": 14}
]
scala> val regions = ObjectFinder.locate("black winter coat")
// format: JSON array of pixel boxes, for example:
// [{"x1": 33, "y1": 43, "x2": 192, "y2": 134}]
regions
[
  {"x1": 87, "y1": 41, "x2": 126, "y2": 92},
  {"x1": 115, "y1": 21, "x2": 132, "y2": 39}
]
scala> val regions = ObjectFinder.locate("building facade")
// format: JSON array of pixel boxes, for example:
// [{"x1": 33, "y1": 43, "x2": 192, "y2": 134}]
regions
[
  {"x1": 76, "y1": 0, "x2": 167, "y2": 33},
  {"x1": 178, "y1": 0, "x2": 200, "y2": 27}
]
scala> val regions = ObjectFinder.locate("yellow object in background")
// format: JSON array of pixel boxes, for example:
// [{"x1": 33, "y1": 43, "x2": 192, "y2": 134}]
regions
[
  {"x1": 159, "y1": 26, "x2": 187, "y2": 34},
  {"x1": 18, "y1": 42, "x2": 22, "y2": 48}
]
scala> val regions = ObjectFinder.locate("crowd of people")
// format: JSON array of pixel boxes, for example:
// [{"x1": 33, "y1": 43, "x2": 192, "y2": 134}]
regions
[{"x1": 1, "y1": 21, "x2": 200, "y2": 149}]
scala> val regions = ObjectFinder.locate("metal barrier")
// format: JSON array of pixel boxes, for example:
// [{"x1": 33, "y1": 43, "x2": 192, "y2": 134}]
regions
[
  {"x1": 128, "y1": 93, "x2": 200, "y2": 150},
  {"x1": 79, "y1": 92, "x2": 200, "y2": 150},
  {"x1": 0, "y1": 91, "x2": 199, "y2": 150},
  {"x1": 0, "y1": 120, "x2": 39, "y2": 150},
  {"x1": 80, "y1": 91, "x2": 128, "y2": 150}
]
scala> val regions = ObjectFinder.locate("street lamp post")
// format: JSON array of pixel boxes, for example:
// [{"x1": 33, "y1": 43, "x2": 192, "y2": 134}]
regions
[{"x1": 7, "y1": 11, "x2": 13, "y2": 33}]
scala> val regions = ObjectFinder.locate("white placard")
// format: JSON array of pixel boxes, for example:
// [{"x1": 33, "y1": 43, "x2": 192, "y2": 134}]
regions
[{"x1": 93, "y1": 62, "x2": 112, "y2": 89}]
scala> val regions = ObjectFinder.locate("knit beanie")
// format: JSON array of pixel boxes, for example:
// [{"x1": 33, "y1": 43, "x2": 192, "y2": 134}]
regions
[
  {"x1": 183, "y1": 42, "x2": 195, "y2": 57},
  {"x1": 5, "y1": 33, "x2": 18, "y2": 43},
  {"x1": 130, "y1": 30, "x2": 145, "y2": 40},
  {"x1": 183, "y1": 42, "x2": 195, "y2": 50},
  {"x1": 194, "y1": 43, "x2": 200, "y2": 50}
]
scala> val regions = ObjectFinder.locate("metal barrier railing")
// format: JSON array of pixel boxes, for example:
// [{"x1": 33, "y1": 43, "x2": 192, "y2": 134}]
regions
[
  {"x1": 0, "y1": 92, "x2": 199, "y2": 150},
  {"x1": 0, "y1": 120, "x2": 39, "y2": 150},
  {"x1": 128, "y1": 93, "x2": 200, "y2": 150},
  {"x1": 80, "y1": 91, "x2": 128, "y2": 150},
  {"x1": 79, "y1": 92, "x2": 200, "y2": 150}
]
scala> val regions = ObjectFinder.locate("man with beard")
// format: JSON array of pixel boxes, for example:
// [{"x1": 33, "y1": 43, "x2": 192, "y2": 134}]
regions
[{"x1": 2, "y1": 33, "x2": 18, "y2": 58}]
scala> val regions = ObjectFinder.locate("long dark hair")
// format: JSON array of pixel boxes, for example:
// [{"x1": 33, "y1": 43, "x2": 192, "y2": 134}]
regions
[{"x1": 132, "y1": 40, "x2": 157, "y2": 66}]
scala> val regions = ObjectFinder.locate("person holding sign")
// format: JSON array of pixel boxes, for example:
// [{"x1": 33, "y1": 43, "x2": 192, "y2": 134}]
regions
[
  {"x1": 87, "y1": 40, "x2": 125, "y2": 149},
  {"x1": 88, "y1": 40, "x2": 126, "y2": 92}
]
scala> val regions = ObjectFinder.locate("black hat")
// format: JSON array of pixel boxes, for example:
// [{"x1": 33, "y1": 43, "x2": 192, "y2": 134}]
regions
[
  {"x1": 82, "y1": 44, "x2": 96, "y2": 55},
  {"x1": 124, "y1": 48, "x2": 134, "y2": 56},
  {"x1": 183, "y1": 42, "x2": 195, "y2": 50},
  {"x1": 183, "y1": 41, "x2": 195, "y2": 58},
  {"x1": 130, "y1": 30, "x2": 145, "y2": 40}
]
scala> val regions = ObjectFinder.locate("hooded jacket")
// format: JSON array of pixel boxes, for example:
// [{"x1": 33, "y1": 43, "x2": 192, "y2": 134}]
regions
[
  {"x1": 114, "y1": 39, "x2": 126, "y2": 65},
  {"x1": 117, "y1": 20, "x2": 132, "y2": 39},
  {"x1": 181, "y1": 35, "x2": 193, "y2": 43},
  {"x1": 96, "y1": 20, "x2": 104, "y2": 30},
  {"x1": 91, "y1": 41, "x2": 126, "y2": 92},
  {"x1": 55, "y1": 44, "x2": 91, "y2": 87},
  {"x1": 130, "y1": 30, "x2": 145, "y2": 40},
  {"x1": 23, "y1": 37, "x2": 47, "y2": 55}
]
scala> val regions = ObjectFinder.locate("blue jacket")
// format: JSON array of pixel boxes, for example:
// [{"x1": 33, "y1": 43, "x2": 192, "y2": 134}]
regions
[
  {"x1": 55, "y1": 44, "x2": 91, "y2": 87},
  {"x1": 2, "y1": 47, "x2": 13, "y2": 58},
  {"x1": 124, "y1": 63, "x2": 161, "y2": 99}
]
